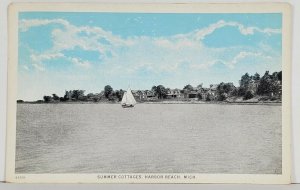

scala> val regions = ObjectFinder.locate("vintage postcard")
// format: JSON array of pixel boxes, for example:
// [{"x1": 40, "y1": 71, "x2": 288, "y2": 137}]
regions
[{"x1": 6, "y1": 3, "x2": 291, "y2": 183}]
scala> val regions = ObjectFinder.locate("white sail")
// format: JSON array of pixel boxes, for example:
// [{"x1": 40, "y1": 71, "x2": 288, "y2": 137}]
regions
[
  {"x1": 121, "y1": 92, "x2": 127, "y2": 105},
  {"x1": 121, "y1": 88, "x2": 136, "y2": 106},
  {"x1": 126, "y1": 88, "x2": 137, "y2": 105}
]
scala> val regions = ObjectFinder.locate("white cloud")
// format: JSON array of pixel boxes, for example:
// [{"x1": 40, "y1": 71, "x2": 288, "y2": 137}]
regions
[
  {"x1": 189, "y1": 60, "x2": 220, "y2": 70},
  {"x1": 192, "y1": 20, "x2": 281, "y2": 40},
  {"x1": 32, "y1": 63, "x2": 45, "y2": 71},
  {"x1": 20, "y1": 18, "x2": 281, "y2": 73},
  {"x1": 30, "y1": 52, "x2": 64, "y2": 63},
  {"x1": 69, "y1": 57, "x2": 91, "y2": 68},
  {"x1": 28, "y1": 52, "x2": 65, "y2": 72},
  {"x1": 29, "y1": 51, "x2": 91, "y2": 70},
  {"x1": 228, "y1": 51, "x2": 274, "y2": 68},
  {"x1": 19, "y1": 19, "x2": 69, "y2": 32},
  {"x1": 189, "y1": 50, "x2": 277, "y2": 70},
  {"x1": 230, "y1": 51, "x2": 262, "y2": 66}
]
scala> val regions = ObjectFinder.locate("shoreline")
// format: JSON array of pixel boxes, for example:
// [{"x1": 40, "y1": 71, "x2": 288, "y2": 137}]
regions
[
  {"x1": 143, "y1": 101, "x2": 282, "y2": 106},
  {"x1": 17, "y1": 100, "x2": 282, "y2": 106}
]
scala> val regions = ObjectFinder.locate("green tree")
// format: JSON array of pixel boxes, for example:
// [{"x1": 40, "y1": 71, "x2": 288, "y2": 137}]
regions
[
  {"x1": 253, "y1": 72, "x2": 260, "y2": 81},
  {"x1": 240, "y1": 73, "x2": 251, "y2": 89},
  {"x1": 151, "y1": 86, "x2": 158, "y2": 96},
  {"x1": 63, "y1": 91, "x2": 72, "y2": 101},
  {"x1": 243, "y1": 90, "x2": 254, "y2": 100},
  {"x1": 257, "y1": 71, "x2": 272, "y2": 95},
  {"x1": 206, "y1": 94, "x2": 212, "y2": 101},
  {"x1": 104, "y1": 85, "x2": 113, "y2": 98},
  {"x1": 156, "y1": 85, "x2": 167, "y2": 99},
  {"x1": 277, "y1": 71, "x2": 282, "y2": 82},
  {"x1": 271, "y1": 71, "x2": 278, "y2": 80},
  {"x1": 216, "y1": 82, "x2": 235, "y2": 100},
  {"x1": 238, "y1": 87, "x2": 247, "y2": 96},
  {"x1": 231, "y1": 88, "x2": 238, "y2": 96},
  {"x1": 218, "y1": 93, "x2": 227, "y2": 101},
  {"x1": 217, "y1": 82, "x2": 234, "y2": 95},
  {"x1": 43, "y1": 96, "x2": 52, "y2": 103},
  {"x1": 119, "y1": 89, "x2": 125, "y2": 100},
  {"x1": 270, "y1": 71, "x2": 282, "y2": 95},
  {"x1": 271, "y1": 82, "x2": 281, "y2": 95},
  {"x1": 183, "y1": 84, "x2": 193, "y2": 91},
  {"x1": 52, "y1": 94, "x2": 60, "y2": 101},
  {"x1": 115, "y1": 90, "x2": 124, "y2": 101},
  {"x1": 71, "y1": 90, "x2": 85, "y2": 100}
]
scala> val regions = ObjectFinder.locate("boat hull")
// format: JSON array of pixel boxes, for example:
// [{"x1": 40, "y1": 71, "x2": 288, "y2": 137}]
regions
[{"x1": 122, "y1": 104, "x2": 134, "y2": 108}]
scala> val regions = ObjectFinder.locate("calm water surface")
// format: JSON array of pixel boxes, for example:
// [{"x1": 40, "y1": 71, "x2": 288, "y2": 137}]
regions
[{"x1": 16, "y1": 104, "x2": 281, "y2": 174}]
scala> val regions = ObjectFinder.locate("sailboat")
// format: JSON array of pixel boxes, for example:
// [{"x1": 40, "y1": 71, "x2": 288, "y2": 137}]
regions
[{"x1": 121, "y1": 88, "x2": 137, "y2": 108}]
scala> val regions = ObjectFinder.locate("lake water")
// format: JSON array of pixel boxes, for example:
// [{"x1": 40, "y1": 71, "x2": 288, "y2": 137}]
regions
[{"x1": 16, "y1": 103, "x2": 282, "y2": 174}]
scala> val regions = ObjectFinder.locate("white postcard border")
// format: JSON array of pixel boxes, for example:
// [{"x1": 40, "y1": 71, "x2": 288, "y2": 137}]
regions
[{"x1": 5, "y1": 2, "x2": 292, "y2": 184}]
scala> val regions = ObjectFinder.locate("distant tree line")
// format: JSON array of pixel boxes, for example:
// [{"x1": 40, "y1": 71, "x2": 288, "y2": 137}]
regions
[
  {"x1": 40, "y1": 86, "x2": 126, "y2": 103},
  {"x1": 17, "y1": 70, "x2": 282, "y2": 103},
  {"x1": 214, "y1": 71, "x2": 282, "y2": 101},
  {"x1": 238, "y1": 71, "x2": 282, "y2": 100}
]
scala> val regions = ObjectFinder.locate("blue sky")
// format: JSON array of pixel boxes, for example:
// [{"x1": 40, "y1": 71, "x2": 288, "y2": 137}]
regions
[{"x1": 18, "y1": 12, "x2": 282, "y2": 101}]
